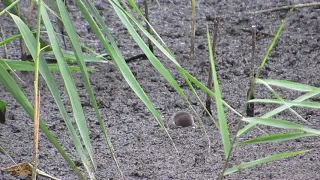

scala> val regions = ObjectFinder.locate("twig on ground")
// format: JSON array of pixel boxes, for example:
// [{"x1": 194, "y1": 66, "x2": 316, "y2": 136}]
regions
[
  {"x1": 253, "y1": 2, "x2": 320, "y2": 14},
  {"x1": 239, "y1": 28, "x2": 275, "y2": 39},
  {"x1": 190, "y1": 0, "x2": 196, "y2": 57},
  {"x1": 246, "y1": 26, "x2": 256, "y2": 117},
  {"x1": 144, "y1": 0, "x2": 154, "y2": 53}
]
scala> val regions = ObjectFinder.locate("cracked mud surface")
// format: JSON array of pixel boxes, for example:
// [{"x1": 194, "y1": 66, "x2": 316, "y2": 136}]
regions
[{"x1": 1, "y1": 0, "x2": 320, "y2": 179}]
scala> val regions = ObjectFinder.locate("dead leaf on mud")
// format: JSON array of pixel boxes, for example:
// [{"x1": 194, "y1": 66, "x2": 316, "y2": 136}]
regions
[{"x1": 1, "y1": 162, "x2": 61, "y2": 180}]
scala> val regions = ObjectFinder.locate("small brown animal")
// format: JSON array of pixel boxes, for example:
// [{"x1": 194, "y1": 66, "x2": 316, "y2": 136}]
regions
[{"x1": 172, "y1": 111, "x2": 195, "y2": 127}]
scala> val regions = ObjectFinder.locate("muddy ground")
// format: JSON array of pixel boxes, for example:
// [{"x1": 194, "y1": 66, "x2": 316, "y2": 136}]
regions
[{"x1": 1, "y1": 0, "x2": 320, "y2": 179}]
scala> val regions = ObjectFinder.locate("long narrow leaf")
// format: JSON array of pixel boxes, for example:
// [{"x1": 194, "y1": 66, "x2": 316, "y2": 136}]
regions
[
  {"x1": 107, "y1": 0, "x2": 242, "y2": 119},
  {"x1": 0, "y1": 32, "x2": 23, "y2": 46},
  {"x1": 207, "y1": 27, "x2": 230, "y2": 158},
  {"x1": 10, "y1": 12, "x2": 86, "y2": 179},
  {"x1": 238, "y1": 7, "x2": 296, "y2": 136},
  {"x1": 242, "y1": 117, "x2": 320, "y2": 135},
  {"x1": 1, "y1": 0, "x2": 21, "y2": 16},
  {"x1": 55, "y1": 0, "x2": 97, "y2": 171},
  {"x1": 181, "y1": 72, "x2": 219, "y2": 129},
  {"x1": 235, "y1": 132, "x2": 315, "y2": 146},
  {"x1": 257, "y1": 79, "x2": 317, "y2": 92},
  {"x1": 0, "y1": 59, "x2": 89, "y2": 71},
  {"x1": 81, "y1": 0, "x2": 177, "y2": 153},
  {"x1": 74, "y1": 0, "x2": 125, "y2": 176},
  {"x1": 224, "y1": 150, "x2": 309, "y2": 176},
  {"x1": 257, "y1": 7, "x2": 295, "y2": 76},
  {"x1": 238, "y1": 88, "x2": 320, "y2": 136},
  {"x1": 248, "y1": 99, "x2": 320, "y2": 108},
  {"x1": 0, "y1": 60, "x2": 85, "y2": 179},
  {"x1": 41, "y1": 5, "x2": 95, "y2": 177}
]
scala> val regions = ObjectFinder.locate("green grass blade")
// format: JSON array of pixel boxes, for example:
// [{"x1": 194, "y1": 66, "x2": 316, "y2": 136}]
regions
[
  {"x1": 207, "y1": 27, "x2": 230, "y2": 158},
  {"x1": 224, "y1": 150, "x2": 309, "y2": 176},
  {"x1": 127, "y1": 0, "x2": 144, "y2": 17},
  {"x1": 238, "y1": 7, "x2": 295, "y2": 136},
  {"x1": 248, "y1": 99, "x2": 320, "y2": 108},
  {"x1": 46, "y1": 50, "x2": 109, "y2": 63},
  {"x1": 258, "y1": 79, "x2": 317, "y2": 92},
  {"x1": 235, "y1": 132, "x2": 314, "y2": 146},
  {"x1": 10, "y1": 12, "x2": 86, "y2": 179},
  {"x1": 127, "y1": 0, "x2": 173, "y2": 55},
  {"x1": 181, "y1": 72, "x2": 219, "y2": 129},
  {"x1": 256, "y1": 7, "x2": 295, "y2": 77},
  {"x1": 0, "y1": 59, "x2": 88, "y2": 71},
  {"x1": 0, "y1": 59, "x2": 85, "y2": 179},
  {"x1": 1, "y1": 0, "x2": 20, "y2": 16},
  {"x1": 75, "y1": 0, "x2": 128, "y2": 176},
  {"x1": 81, "y1": 0, "x2": 178, "y2": 153},
  {"x1": 242, "y1": 117, "x2": 320, "y2": 135},
  {"x1": 255, "y1": 79, "x2": 312, "y2": 125},
  {"x1": 107, "y1": 0, "x2": 242, "y2": 119},
  {"x1": 55, "y1": 0, "x2": 98, "y2": 170},
  {"x1": 109, "y1": 0, "x2": 186, "y2": 98},
  {"x1": 0, "y1": 99, "x2": 6, "y2": 123},
  {"x1": 41, "y1": 4, "x2": 96, "y2": 176},
  {"x1": 0, "y1": 145, "x2": 15, "y2": 163},
  {"x1": 0, "y1": 33, "x2": 22, "y2": 46},
  {"x1": 238, "y1": 88, "x2": 320, "y2": 136},
  {"x1": 183, "y1": 70, "x2": 242, "y2": 117}
]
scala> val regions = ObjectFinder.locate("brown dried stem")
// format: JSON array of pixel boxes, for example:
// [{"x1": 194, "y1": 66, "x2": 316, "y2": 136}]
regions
[
  {"x1": 253, "y1": 2, "x2": 320, "y2": 13},
  {"x1": 205, "y1": 17, "x2": 220, "y2": 116}
]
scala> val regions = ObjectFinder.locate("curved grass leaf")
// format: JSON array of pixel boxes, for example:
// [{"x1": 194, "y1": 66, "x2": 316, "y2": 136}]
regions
[
  {"x1": 235, "y1": 132, "x2": 315, "y2": 146},
  {"x1": 108, "y1": 0, "x2": 242, "y2": 119},
  {"x1": 256, "y1": 7, "x2": 295, "y2": 77},
  {"x1": 238, "y1": 88, "x2": 320, "y2": 137},
  {"x1": 9, "y1": 12, "x2": 86, "y2": 179},
  {"x1": 41, "y1": 4, "x2": 95, "y2": 177},
  {"x1": 238, "y1": 7, "x2": 297, "y2": 137},
  {"x1": 242, "y1": 117, "x2": 320, "y2": 135},
  {"x1": 249, "y1": 79, "x2": 313, "y2": 125},
  {"x1": 45, "y1": 50, "x2": 109, "y2": 63},
  {"x1": 0, "y1": 145, "x2": 15, "y2": 163},
  {"x1": 0, "y1": 0, "x2": 21, "y2": 16},
  {"x1": 207, "y1": 27, "x2": 230, "y2": 158},
  {"x1": 181, "y1": 72, "x2": 219, "y2": 129},
  {"x1": 248, "y1": 99, "x2": 320, "y2": 108},
  {"x1": 0, "y1": 59, "x2": 85, "y2": 179},
  {"x1": 0, "y1": 32, "x2": 23, "y2": 46},
  {"x1": 0, "y1": 99, "x2": 6, "y2": 124},
  {"x1": 55, "y1": 0, "x2": 99, "y2": 170},
  {"x1": 257, "y1": 79, "x2": 317, "y2": 92},
  {"x1": 81, "y1": 0, "x2": 178, "y2": 154},
  {"x1": 0, "y1": 59, "x2": 91, "y2": 71},
  {"x1": 224, "y1": 150, "x2": 309, "y2": 176}
]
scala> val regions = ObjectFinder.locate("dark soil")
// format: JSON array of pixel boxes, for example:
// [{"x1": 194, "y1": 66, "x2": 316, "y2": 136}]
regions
[{"x1": 1, "y1": 0, "x2": 320, "y2": 179}]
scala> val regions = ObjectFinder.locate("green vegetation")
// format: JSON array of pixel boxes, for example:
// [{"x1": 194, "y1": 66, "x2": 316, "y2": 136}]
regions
[{"x1": 0, "y1": 1, "x2": 319, "y2": 179}]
